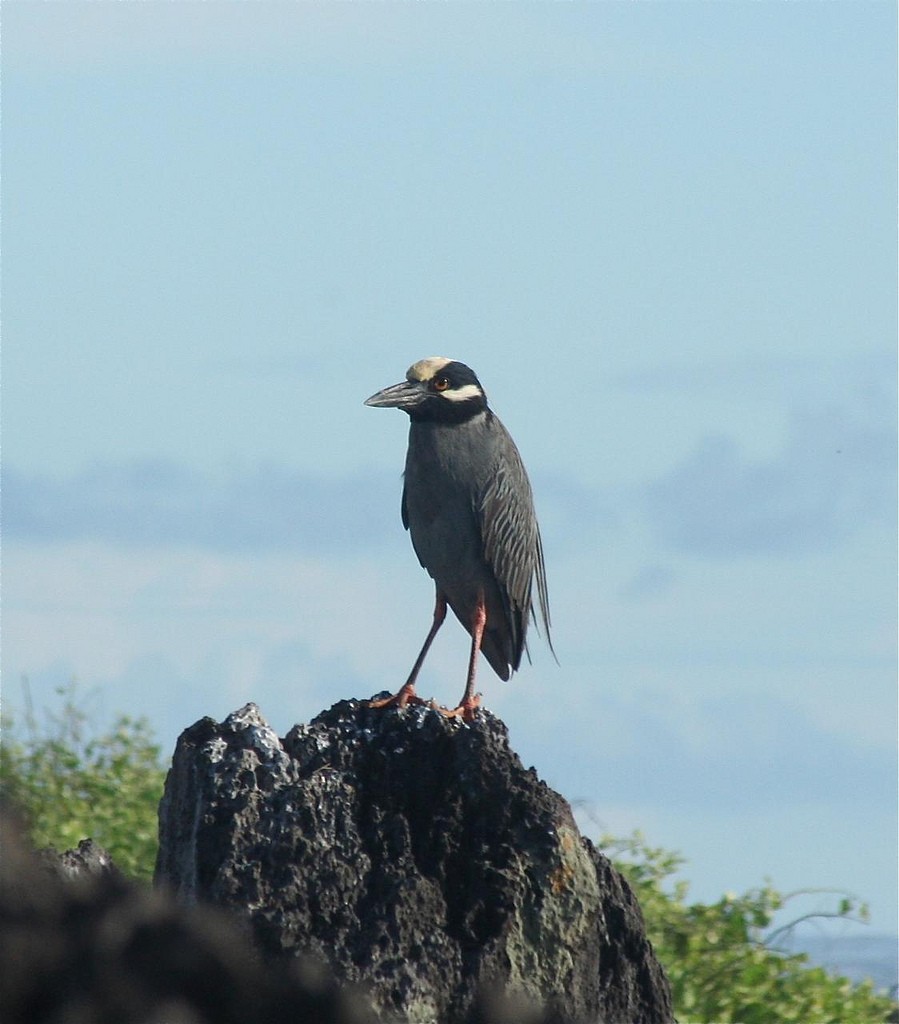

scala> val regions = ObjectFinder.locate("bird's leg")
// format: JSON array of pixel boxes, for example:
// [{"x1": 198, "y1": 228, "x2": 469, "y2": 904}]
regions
[
  {"x1": 440, "y1": 591, "x2": 486, "y2": 723},
  {"x1": 367, "y1": 591, "x2": 447, "y2": 710}
]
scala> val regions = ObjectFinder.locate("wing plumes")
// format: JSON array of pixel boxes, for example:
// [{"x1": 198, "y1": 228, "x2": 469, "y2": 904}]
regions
[{"x1": 478, "y1": 429, "x2": 553, "y2": 672}]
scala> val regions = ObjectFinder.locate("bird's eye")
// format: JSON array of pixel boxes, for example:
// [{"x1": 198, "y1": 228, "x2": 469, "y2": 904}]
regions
[{"x1": 433, "y1": 377, "x2": 450, "y2": 392}]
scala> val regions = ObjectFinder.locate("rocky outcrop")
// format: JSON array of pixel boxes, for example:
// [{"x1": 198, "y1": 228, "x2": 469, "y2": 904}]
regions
[{"x1": 155, "y1": 700, "x2": 673, "y2": 1024}]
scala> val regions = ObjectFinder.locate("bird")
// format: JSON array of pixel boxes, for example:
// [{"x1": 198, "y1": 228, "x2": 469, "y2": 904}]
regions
[{"x1": 364, "y1": 356, "x2": 553, "y2": 721}]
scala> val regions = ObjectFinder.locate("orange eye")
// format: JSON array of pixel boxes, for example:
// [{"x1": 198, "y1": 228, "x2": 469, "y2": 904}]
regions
[{"x1": 433, "y1": 377, "x2": 450, "y2": 392}]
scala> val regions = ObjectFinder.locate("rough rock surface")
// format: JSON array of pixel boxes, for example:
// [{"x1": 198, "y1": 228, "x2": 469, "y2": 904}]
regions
[
  {"x1": 155, "y1": 700, "x2": 673, "y2": 1024},
  {"x1": 39, "y1": 836, "x2": 120, "y2": 881},
  {"x1": 0, "y1": 805, "x2": 377, "y2": 1024}
]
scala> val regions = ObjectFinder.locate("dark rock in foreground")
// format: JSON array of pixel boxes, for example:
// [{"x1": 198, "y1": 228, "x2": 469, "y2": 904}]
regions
[
  {"x1": 0, "y1": 806, "x2": 376, "y2": 1024},
  {"x1": 39, "y1": 836, "x2": 120, "y2": 881},
  {"x1": 155, "y1": 700, "x2": 673, "y2": 1024}
]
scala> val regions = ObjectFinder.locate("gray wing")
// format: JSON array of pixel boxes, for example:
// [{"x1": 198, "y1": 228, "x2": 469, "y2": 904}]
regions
[{"x1": 477, "y1": 421, "x2": 553, "y2": 664}]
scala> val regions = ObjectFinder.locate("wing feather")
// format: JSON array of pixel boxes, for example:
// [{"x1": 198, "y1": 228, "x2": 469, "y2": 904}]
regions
[{"x1": 477, "y1": 420, "x2": 554, "y2": 669}]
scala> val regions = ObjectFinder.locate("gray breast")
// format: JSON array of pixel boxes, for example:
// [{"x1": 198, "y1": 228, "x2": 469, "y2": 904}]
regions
[{"x1": 403, "y1": 411, "x2": 493, "y2": 590}]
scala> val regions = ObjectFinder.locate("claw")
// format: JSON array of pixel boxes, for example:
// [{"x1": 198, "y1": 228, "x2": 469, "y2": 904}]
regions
[
  {"x1": 436, "y1": 692, "x2": 482, "y2": 723},
  {"x1": 367, "y1": 683, "x2": 430, "y2": 711}
]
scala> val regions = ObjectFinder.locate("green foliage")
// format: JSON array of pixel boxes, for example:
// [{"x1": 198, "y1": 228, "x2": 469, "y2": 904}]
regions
[
  {"x1": 2, "y1": 684, "x2": 896, "y2": 1023},
  {"x1": 0, "y1": 682, "x2": 167, "y2": 882},
  {"x1": 600, "y1": 831, "x2": 898, "y2": 1024}
]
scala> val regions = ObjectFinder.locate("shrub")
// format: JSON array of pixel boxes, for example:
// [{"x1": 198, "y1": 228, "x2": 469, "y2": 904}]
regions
[
  {"x1": 600, "y1": 831, "x2": 897, "y2": 1024},
  {"x1": 0, "y1": 681, "x2": 166, "y2": 882}
]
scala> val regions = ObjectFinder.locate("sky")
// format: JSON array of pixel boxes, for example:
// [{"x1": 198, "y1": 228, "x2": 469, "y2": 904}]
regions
[{"x1": 3, "y1": 2, "x2": 897, "y2": 941}]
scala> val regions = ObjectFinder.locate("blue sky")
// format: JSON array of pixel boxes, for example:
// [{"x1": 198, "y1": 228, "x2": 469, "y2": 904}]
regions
[{"x1": 3, "y1": 3, "x2": 896, "y2": 937}]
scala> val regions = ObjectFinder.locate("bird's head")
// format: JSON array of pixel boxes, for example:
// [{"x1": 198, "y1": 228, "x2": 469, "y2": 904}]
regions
[{"x1": 364, "y1": 357, "x2": 488, "y2": 421}]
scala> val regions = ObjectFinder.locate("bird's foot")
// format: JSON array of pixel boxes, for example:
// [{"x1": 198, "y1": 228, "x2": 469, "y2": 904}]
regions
[
  {"x1": 366, "y1": 684, "x2": 432, "y2": 711},
  {"x1": 436, "y1": 692, "x2": 482, "y2": 723}
]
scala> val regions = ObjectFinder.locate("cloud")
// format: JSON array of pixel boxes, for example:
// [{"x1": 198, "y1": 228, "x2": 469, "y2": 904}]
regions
[
  {"x1": 511, "y1": 687, "x2": 896, "y2": 812},
  {"x1": 643, "y1": 403, "x2": 896, "y2": 557},
  {"x1": 2, "y1": 460, "x2": 400, "y2": 553},
  {"x1": 617, "y1": 564, "x2": 678, "y2": 601},
  {"x1": 3, "y1": 460, "x2": 607, "y2": 556}
]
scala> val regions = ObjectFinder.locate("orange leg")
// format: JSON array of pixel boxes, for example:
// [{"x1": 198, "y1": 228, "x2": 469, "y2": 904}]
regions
[
  {"x1": 367, "y1": 590, "x2": 447, "y2": 710},
  {"x1": 439, "y1": 591, "x2": 485, "y2": 722}
]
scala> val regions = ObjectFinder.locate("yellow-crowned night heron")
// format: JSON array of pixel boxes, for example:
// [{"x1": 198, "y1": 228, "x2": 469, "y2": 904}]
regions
[{"x1": 364, "y1": 356, "x2": 553, "y2": 720}]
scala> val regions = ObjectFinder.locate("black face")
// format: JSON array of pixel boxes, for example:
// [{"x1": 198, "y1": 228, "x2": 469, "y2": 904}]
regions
[
  {"x1": 410, "y1": 361, "x2": 488, "y2": 423},
  {"x1": 364, "y1": 358, "x2": 490, "y2": 422}
]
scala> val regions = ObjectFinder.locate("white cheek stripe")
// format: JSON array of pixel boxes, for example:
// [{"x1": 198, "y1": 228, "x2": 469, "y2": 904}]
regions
[{"x1": 440, "y1": 383, "x2": 483, "y2": 403}]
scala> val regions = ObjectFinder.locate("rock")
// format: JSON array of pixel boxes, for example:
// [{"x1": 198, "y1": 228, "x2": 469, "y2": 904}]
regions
[
  {"x1": 0, "y1": 804, "x2": 378, "y2": 1024},
  {"x1": 38, "y1": 836, "x2": 120, "y2": 881},
  {"x1": 155, "y1": 700, "x2": 674, "y2": 1024}
]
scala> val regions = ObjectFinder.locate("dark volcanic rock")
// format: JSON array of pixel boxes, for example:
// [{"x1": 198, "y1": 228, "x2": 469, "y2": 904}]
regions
[
  {"x1": 39, "y1": 836, "x2": 120, "y2": 881},
  {"x1": 155, "y1": 701, "x2": 673, "y2": 1024},
  {"x1": 0, "y1": 805, "x2": 376, "y2": 1024}
]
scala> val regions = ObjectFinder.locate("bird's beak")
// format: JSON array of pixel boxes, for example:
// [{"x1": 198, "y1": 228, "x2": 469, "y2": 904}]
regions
[{"x1": 364, "y1": 379, "x2": 428, "y2": 410}]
